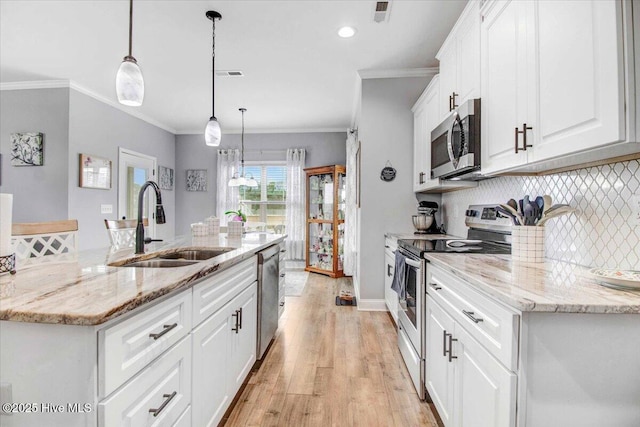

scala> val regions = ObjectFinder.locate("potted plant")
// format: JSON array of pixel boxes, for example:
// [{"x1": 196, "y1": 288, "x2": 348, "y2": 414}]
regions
[{"x1": 224, "y1": 209, "x2": 247, "y2": 223}]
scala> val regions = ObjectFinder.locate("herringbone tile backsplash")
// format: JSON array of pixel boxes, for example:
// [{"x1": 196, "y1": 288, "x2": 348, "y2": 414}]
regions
[{"x1": 441, "y1": 160, "x2": 640, "y2": 270}]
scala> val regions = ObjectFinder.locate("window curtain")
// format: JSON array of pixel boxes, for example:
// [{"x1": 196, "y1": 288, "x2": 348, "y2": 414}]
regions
[
  {"x1": 344, "y1": 131, "x2": 358, "y2": 276},
  {"x1": 285, "y1": 148, "x2": 306, "y2": 260},
  {"x1": 216, "y1": 149, "x2": 240, "y2": 225}
]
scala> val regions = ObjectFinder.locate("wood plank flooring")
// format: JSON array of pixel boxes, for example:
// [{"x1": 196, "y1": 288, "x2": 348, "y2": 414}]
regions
[{"x1": 223, "y1": 273, "x2": 439, "y2": 426}]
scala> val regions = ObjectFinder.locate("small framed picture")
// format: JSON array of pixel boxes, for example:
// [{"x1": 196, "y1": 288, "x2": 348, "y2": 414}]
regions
[
  {"x1": 11, "y1": 132, "x2": 44, "y2": 166},
  {"x1": 186, "y1": 169, "x2": 207, "y2": 192},
  {"x1": 79, "y1": 153, "x2": 111, "y2": 189},
  {"x1": 158, "y1": 165, "x2": 174, "y2": 190}
]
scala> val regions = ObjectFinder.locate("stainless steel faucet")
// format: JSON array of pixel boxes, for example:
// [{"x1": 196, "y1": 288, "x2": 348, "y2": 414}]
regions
[{"x1": 135, "y1": 181, "x2": 166, "y2": 254}]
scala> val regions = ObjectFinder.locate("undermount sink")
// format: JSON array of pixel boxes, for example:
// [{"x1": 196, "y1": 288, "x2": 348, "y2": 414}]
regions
[
  {"x1": 121, "y1": 259, "x2": 199, "y2": 268},
  {"x1": 158, "y1": 248, "x2": 234, "y2": 261}
]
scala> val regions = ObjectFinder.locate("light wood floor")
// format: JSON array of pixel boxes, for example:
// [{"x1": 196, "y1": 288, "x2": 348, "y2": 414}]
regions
[{"x1": 223, "y1": 273, "x2": 439, "y2": 427}]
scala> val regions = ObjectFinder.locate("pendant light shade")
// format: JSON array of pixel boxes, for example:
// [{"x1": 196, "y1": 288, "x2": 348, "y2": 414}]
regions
[
  {"x1": 116, "y1": 0, "x2": 144, "y2": 106},
  {"x1": 205, "y1": 116, "x2": 221, "y2": 146},
  {"x1": 205, "y1": 11, "x2": 222, "y2": 146},
  {"x1": 229, "y1": 108, "x2": 258, "y2": 188}
]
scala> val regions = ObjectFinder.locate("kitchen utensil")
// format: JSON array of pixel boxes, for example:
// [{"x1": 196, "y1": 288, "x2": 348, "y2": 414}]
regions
[
  {"x1": 518, "y1": 199, "x2": 524, "y2": 216},
  {"x1": 507, "y1": 199, "x2": 518, "y2": 212},
  {"x1": 523, "y1": 203, "x2": 536, "y2": 226},
  {"x1": 588, "y1": 268, "x2": 640, "y2": 290},
  {"x1": 498, "y1": 204, "x2": 522, "y2": 225},
  {"x1": 412, "y1": 214, "x2": 434, "y2": 232},
  {"x1": 524, "y1": 195, "x2": 530, "y2": 209},
  {"x1": 543, "y1": 195, "x2": 553, "y2": 213},
  {"x1": 535, "y1": 196, "x2": 544, "y2": 212},
  {"x1": 544, "y1": 204, "x2": 571, "y2": 215},
  {"x1": 537, "y1": 206, "x2": 574, "y2": 226},
  {"x1": 496, "y1": 205, "x2": 518, "y2": 225}
]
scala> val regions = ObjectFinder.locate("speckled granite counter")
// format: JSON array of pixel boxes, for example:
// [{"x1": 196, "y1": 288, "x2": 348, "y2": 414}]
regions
[
  {"x1": 425, "y1": 253, "x2": 640, "y2": 314},
  {"x1": 0, "y1": 233, "x2": 285, "y2": 325}
]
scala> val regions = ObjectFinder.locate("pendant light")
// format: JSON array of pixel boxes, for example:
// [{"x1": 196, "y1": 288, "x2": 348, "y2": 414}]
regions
[
  {"x1": 115, "y1": 0, "x2": 144, "y2": 106},
  {"x1": 229, "y1": 108, "x2": 258, "y2": 187},
  {"x1": 205, "y1": 11, "x2": 222, "y2": 146}
]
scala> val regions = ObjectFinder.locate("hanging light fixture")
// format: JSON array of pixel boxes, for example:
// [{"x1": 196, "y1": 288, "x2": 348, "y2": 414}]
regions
[
  {"x1": 115, "y1": 0, "x2": 144, "y2": 106},
  {"x1": 205, "y1": 10, "x2": 222, "y2": 146},
  {"x1": 229, "y1": 108, "x2": 258, "y2": 187}
]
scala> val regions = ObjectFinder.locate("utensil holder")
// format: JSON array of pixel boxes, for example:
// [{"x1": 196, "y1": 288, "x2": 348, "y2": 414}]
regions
[
  {"x1": 511, "y1": 226, "x2": 545, "y2": 263},
  {"x1": 228, "y1": 221, "x2": 243, "y2": 237},
  {"x1": 191, "y1": 222, "x2": 207, "y2": 237},
  {"x1": 205, "y1": 217, "x2": 220, "y2": 235}
]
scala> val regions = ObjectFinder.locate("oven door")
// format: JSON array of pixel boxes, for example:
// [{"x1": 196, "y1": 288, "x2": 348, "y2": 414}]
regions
[{"x1": 397, "y1": 251, "x2": 424, "y2": 357}]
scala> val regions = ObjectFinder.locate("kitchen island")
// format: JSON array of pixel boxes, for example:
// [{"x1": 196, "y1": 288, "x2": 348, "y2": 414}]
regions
[
  {"x1": 0, "y1": 233, "x2": 285, "y2": 427},
  {"x1": 423, "y1": 253, "x2": 640, "y2": 427}
]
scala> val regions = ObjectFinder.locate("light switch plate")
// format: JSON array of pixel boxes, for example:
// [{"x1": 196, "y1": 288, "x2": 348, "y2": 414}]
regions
[
  {"x1": 632, "y1": 194, "x2": 640, "y2": 226},
  {"x1": 100, "y1": 204, "x2": 113, "y2": 214}
]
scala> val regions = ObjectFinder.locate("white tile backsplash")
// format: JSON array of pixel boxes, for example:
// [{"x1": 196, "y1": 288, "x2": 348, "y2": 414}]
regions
[{"x1": 441, "y1": 160, "x2": 640, "y2": 270}]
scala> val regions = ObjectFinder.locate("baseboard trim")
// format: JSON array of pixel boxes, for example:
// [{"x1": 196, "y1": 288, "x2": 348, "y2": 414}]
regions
[{"x1": 357, "y1": 299, "x2": 388, "y2": 311}]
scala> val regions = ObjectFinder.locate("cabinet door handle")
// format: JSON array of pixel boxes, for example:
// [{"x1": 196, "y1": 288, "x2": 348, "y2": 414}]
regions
[
  {"x1": 238, "y1": 307, "x2": 243, "y2": 330},
  {"x1": 387, "y1": 264, "x2": 393, "y2": 277},
  {"x1": 232, "y1": 310, "x2": 240, "y2": 333},
  {"x1": 443, "y1": 330, "x2": 449, "y2": 357},
  {"x1": 149, "y1": 323, "x2": 178, "y2": 340},
  {"x1": 419, "y1": 172, "x2": 425, "y2": 184},
  {"x1": 448, "y1": 334, "x2": 458, "y2": 362},
  {"x1": 462, "y1": 310, "x2": 483, "y2": 323},
  {"x1": 148, "y1": 391, "x2": 177, "y2": 417},
  {"x1": 430, "y1": 283, "x2": 442, "y2": 291},
  {"x1": 280, "y1": 273, "x2": 286, "y2": 278},
  {"x1": 279, "y1": 301, "x2": 285, "y2": 307},
  {"x1": 451, "y1": 92, "x2": 458, "y2": 109},
  {"x1": 515, "y1": 123, "x2": 533, "y2": 153},
  {"x1": 449, "y1": 95, "x2": 453, "y2": 112}
]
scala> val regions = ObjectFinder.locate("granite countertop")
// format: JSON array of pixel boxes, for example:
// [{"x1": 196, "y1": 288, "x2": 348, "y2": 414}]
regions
[
  {"x1": 425, "y1": 253, "x2": 640, "y2": 314},
  {"x1": 0, "y1": 233, "x2": 285, "y2": 326}
]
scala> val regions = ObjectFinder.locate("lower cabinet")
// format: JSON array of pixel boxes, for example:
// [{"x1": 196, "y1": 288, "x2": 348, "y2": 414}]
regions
[
  {"x1": 383, "y1": 237, "x2": 398, "y2": 323},
  {"x1": 192, "y1": 281, "x2": 257, "y2": 427}
]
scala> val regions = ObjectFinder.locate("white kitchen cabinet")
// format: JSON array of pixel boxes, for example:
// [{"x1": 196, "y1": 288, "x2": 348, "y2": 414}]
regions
[
  {"x1": 192, "y1": 281, "x2": 257, "y2": 427},
  {"x1": 383, "y1": 237, "x2": 398, "y2": 323},
  {"x1": 481, "y1": 0, "x2": 635, "y2": 175},
  {"x1": 437, "y1": 0, "x2": 481, "y2": 119},
  {"x1": 426, "y1": 263, "x2": 518, "y2": 427},
  {"x1": 413, "y1": 75, "x2": 478, "y2": 193},
  {"x1": 278, "y1": 247, "x2": 286, "y2": 317}
]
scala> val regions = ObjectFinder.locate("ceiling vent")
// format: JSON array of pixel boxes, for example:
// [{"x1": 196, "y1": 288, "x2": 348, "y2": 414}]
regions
[
  {"x1": 215, "y1": 70, "x2": 244, "y2": 77},
  {"x1": 373, "y1": 1, "x2": 392, "y2": 23}
]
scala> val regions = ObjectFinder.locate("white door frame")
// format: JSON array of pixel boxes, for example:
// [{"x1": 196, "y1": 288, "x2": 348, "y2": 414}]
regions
[{"x1": 118, "y1": 148, "x2": 157, "y2": 236}]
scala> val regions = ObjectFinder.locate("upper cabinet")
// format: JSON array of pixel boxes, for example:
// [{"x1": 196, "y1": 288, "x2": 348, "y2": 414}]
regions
[
  {"x1": 481, "y1": 0, "x2": 637, "y2": 175},
  {"x1": 437, "y1": 0, "x2": 481, "y2": 119}
]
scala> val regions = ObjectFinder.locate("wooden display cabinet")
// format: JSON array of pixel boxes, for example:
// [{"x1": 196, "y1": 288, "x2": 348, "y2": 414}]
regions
[{"x1": 304, "y1": 165, "x2": 346, "y2": 278}]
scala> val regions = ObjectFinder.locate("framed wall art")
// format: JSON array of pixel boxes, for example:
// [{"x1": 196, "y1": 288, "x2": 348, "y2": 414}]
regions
[
  {"x1": 11, "y1": 132, "x2": 43, "y2": 166},
  {"x1": 158, "y1": 165, "x2": 174, "y2": 190},
  {"x1": 186, "y1": 169, "x2": 207, "y2": 192},
  {"x1": 79, "y1": 153, "x2": 112, "y2": 189}
]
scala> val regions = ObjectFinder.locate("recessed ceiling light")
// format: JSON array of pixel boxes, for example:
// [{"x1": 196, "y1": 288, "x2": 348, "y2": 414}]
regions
[{"x1": 338, "y1": 26, "x2": 357, "y2": 38}]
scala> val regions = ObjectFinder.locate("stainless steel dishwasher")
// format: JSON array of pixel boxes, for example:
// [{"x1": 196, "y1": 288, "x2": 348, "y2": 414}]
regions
[{"x1": 257, "y1": 244, "x2": 280, "y2": 360}]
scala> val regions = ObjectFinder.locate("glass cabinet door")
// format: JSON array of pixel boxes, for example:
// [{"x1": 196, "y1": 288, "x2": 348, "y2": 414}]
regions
[
  {"x1": 308, "y1": 222, "x2": 334, "y2": 272},
  {"x1": 308, "y1": 173, "x2": 334, "y2": 220}
]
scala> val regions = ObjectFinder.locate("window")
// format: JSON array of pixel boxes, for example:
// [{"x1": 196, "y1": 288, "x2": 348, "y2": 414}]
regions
[{"x1": 240, "y1": 163, "x2": 286, "y2": 230}]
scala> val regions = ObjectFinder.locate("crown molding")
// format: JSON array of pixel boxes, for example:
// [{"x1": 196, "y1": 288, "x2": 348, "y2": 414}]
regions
[
  {"x1": 0, "y1": 79, "x2": 176, "y2": 134},
  {"x1": 357, "y1": 67, "x2": 439, "y2": 80},
  {"x1": 176, "y1": 127, "x2": 347, "y2": 136}
]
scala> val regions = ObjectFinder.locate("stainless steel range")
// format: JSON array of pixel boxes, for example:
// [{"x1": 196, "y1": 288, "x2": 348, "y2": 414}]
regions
[{"x1": 395, "y1": 204, "x2": 512, "y2": 400}]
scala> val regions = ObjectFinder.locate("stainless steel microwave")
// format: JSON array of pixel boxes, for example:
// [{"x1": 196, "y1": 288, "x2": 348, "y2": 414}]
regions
[{"x1": 431, "y1": 99, "x2": 482, "y2": 180}]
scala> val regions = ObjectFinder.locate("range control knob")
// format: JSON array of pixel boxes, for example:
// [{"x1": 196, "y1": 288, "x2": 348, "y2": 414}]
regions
[{"x1": 465, "y1": 210, "x2": 478, "y2": 217}]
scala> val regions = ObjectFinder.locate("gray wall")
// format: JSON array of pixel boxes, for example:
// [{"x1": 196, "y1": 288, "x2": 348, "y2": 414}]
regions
[
  {"x1": 0, "y1": 88, "x2": 70, "y2": 221},
  {"x1": 357, "y1": 77, "x2": 439, "y2": 301},
  {"x1": 68, "y1": 89, "x2": 176, "y2": 249},
  {"x1": 175, "y1": 132, "x2": 346, "y2": 235}
]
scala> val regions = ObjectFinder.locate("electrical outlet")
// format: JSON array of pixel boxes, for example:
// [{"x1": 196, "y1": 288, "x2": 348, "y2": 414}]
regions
[
  {"x1": 100, "y1": 204, "x2": 113, "y2": 214},
  {"x1": 0, "y1": 382, "x2": 12, "y2": 416},
  {"x1": 632, "y1": 194, "x2": 640, "y2": 226}
]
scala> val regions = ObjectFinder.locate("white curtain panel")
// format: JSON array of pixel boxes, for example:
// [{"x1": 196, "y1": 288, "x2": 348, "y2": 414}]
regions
[
  {"x1": 344, "y1": 131, "x2": 358, "y2": 276},
  {"x1": 285, "y1": 148, "x2": 306, "y2": 260},
  {"x1": 216, "y1": 149, "x2": 240, "y2": 225}
]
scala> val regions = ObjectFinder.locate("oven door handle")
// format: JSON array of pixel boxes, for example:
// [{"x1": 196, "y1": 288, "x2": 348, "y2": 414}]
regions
[{"x1": 404, "y1": 257, "x2": 421, "y2": 268}]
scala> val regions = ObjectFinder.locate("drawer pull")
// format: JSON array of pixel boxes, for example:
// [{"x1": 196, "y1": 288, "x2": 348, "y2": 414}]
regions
[
  {"x1": 279, "y1": 301, "x2": 285, "y2": 307},
  {"x1": 387, "y1": 264, "x2": 393, "y2": 277},
  {"x1": 462, "y1": 310, "x2": 484, "y2": 323},
  {"x1": 232, "y1": 310, "x2": 240, "y2": 333},
  {"x1": 280, "y1": 273, "x2": 286, "y2": 278},
  {"x1": 149, "y1": 323, "x2": 178, "y2": 340},
  {"x1": 448, "y1": 334, "x2": 458, "y2": 363},
  {"x1": 430, "y1": 283, "x2": 442, "y2": 291},
  {"x1": 148, "y1": 391, "x2": 177, "y2": 417}
]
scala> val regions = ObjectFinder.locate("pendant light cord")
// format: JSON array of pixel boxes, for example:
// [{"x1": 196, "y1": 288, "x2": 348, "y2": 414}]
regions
[
  {"x1": 240, "y1": 108, "x2": 246, "y2": 173},
  {"x1": 128, "y1": 0, "x2": 133, "y2": 57},
  {"x1": 211, "y1": 17, "x2": 216, "y2": 117}
]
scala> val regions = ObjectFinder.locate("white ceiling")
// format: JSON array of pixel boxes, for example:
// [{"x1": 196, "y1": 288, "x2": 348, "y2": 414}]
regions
[{"x1": 0, "y1": 0, "x2": 467, "y2": 134}]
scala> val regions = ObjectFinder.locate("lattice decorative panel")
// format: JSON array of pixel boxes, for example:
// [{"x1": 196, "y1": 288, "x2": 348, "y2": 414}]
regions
[
  {"x1": 441, "y1": 160, "x2": 640, "y2": 270},
  {"x1": 12, "y1": 231, "x2": 78, "y2": 260}
]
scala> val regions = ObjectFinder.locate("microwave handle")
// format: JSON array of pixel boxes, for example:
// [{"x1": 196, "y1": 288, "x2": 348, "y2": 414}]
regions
[{"x1": 446, "y1": 111, "x2": 460, "y2": 167}]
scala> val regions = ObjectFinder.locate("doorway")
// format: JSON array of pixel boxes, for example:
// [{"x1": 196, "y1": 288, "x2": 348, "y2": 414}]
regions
[{"x1": 118, "y1": 148, "x2": 157, "y2": 237}]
